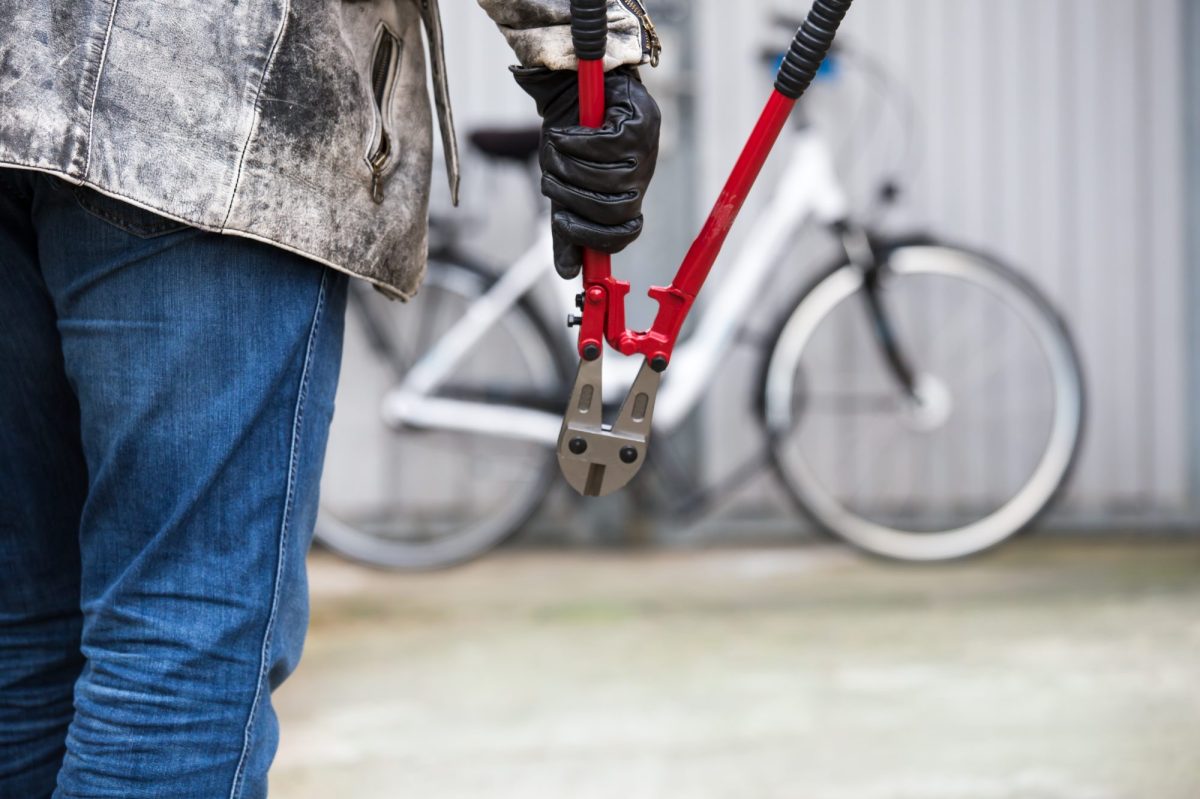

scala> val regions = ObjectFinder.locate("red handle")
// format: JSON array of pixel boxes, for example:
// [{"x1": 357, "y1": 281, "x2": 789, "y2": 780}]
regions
[
  {"x1": 573, "y1": 57, "x2": 612, "y2": 361},
  {"x1": 572, "y1": 0, "x2": 609, "y2": 130},
  {"x1": 568, "y1": 0, "x2": 612, "y2": 360}
]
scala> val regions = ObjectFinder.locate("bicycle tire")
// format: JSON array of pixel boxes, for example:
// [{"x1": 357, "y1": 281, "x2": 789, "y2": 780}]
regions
[
  {"x1": 762, "y1": 237, "x2": 1085, "y2": 561},
  {"x1": 316, "y1": 256, "x2": 571, "y2": 570}
]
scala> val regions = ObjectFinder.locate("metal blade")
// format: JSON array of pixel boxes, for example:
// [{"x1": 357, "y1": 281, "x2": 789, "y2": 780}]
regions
[{"x1": 557, "y1": 357, "x2": 661, "y2": 497}]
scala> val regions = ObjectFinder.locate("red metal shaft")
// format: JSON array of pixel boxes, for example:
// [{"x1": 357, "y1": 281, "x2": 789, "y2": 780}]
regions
[
  {"x1": 619, "y1": 89, "x2": 799, "y2": 362},
  {"x1": 578, "y1": 59, "x2": 607, "y2": 128},
  {"x1": 574, "y1": 58, "x2": 614, "y2": 359},
  {"x1": 577, "y1": 59, "x2": 612, "y2": 289},
  {"x1": 672, "y1": 90, "x2": 797, "y2": 297}
]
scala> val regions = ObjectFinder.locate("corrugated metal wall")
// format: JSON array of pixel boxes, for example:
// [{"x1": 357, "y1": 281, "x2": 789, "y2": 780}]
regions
[{"x1": 433, "y1": 0, "x2": 1194, "y2": 528}]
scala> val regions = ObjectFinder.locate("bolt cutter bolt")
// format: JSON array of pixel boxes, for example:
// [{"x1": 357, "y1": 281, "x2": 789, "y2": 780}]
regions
[
  {"x1": 619, "y1": 447, "x2": 639, "y2": 464},
  {"x1": 575, "y1": 293, "x2": 585, "y2": 309},
  {"x1": 567, "y1": 314, "x2": 583, "y2": 328},
  {"x1": 650, "y1": 356, "x2": 669, "y2": 373},
  {"x1": 582, "y1": 343, "x2": 601, "y2": 361},
  {"x1": 569, "y1": 437, "x2": 589, "y2": 455}
]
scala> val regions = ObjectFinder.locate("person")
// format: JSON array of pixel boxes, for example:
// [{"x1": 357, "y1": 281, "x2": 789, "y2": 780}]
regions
[{"x1": 0, "y1": 1, "x2": 660, "y2": 796}]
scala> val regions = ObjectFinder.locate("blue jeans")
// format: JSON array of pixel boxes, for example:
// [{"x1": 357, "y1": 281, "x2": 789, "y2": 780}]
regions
[{"x1": 0, "y1": 169, "x2": 349, "y2": 798}]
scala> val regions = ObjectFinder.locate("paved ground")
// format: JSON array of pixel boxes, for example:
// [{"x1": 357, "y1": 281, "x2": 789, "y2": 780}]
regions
[{"x1": 271, "y1": 540, "x2": 1200, "y2": 799}]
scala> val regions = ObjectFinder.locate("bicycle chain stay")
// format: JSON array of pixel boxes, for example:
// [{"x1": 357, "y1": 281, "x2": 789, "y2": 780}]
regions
[{"x1": 559, "y1": 0, "x2": 855, "y2": 497}]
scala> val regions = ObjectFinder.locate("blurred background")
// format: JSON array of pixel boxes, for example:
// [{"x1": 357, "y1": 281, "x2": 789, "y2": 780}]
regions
[{"x1": 274, "y1": 1, "x2": 1200, "y2": 797}]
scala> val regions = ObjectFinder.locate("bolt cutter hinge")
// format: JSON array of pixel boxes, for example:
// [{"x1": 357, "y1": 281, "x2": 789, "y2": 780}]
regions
[{"x1": 574, "y1": 277, "x2": 695, "y2": 369}]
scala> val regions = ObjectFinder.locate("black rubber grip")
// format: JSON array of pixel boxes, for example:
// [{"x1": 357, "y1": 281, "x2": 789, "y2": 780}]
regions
[
  {"x1": 775, "y1": 0, "x2": 854, "y2": 100},
  {"x1": 570, "y1": 0, "x2": 608, "y2": 62}
]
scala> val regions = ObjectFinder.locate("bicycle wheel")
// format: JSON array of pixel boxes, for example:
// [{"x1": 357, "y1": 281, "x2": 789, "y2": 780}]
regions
[
  {"x1": 316, "y1": 258, "x2": 569, "y2": 570},
  {"x1": 763, "y1": 240, "x2": 1084, "y2": 561}
]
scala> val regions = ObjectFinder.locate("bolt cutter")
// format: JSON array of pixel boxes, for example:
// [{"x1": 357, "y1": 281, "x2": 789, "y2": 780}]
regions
[{"x1": 558, "y1": 0, "x2": 857, "y2": 496}]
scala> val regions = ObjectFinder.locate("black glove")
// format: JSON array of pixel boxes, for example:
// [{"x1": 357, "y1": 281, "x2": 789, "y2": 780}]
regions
[{"x1": 513, "y1": 66, "x2": 661, "y2": 279}]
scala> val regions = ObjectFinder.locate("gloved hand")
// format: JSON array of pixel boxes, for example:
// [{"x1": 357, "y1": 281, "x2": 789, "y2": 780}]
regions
[{"x1": 513, "y1": 66, "x2": 661, "y2": 279}]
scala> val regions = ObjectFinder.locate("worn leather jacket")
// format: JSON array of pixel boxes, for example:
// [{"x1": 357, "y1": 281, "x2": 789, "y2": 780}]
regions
[{"x1": 0, "y1": 0, "x2": 656, "y2": 299}]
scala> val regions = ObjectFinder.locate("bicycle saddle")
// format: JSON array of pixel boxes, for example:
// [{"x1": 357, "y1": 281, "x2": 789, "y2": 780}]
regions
[{"x1": 468, "y1": 127, "x2": 542, "y2": 164}]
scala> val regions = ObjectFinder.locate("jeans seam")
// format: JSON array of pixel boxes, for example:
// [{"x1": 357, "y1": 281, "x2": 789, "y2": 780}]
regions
[{"x1": 227, "y1": 268, "x2": 331, "y2": 799}]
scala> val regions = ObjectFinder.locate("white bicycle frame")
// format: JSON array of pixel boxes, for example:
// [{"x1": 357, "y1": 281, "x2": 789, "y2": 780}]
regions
[{"x1": 381, "y1": 124, "x2": 850, "y2": 447}]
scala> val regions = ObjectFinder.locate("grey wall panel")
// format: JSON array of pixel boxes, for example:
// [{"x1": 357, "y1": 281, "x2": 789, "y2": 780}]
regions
[{"x1": 1189, "y1": 0, "x2": 1200, "y2": 509}]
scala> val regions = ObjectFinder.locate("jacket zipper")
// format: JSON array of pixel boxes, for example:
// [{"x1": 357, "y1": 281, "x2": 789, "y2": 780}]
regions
[
  {"x1": 618, "y1": 0, "x2": 661, "y2": 67},
  {"x1": 367, "y1": 27, "x2": 402, "y2": 203}
]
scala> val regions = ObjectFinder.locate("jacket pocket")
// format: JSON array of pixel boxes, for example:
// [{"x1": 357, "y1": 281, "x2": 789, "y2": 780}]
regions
[{"x1": 365, "y1": 23, "x2": 404, "y2": 204}]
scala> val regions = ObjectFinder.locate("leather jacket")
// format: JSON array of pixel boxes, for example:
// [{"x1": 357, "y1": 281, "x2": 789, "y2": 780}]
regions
[{"x1": 0, "y1": 0, "x2": 655, "y2": 299}]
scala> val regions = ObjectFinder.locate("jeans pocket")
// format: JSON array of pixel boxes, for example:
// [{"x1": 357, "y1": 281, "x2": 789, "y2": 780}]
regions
[{"x1": 70, "y1": 185, "x2": 191, "y2": 239}]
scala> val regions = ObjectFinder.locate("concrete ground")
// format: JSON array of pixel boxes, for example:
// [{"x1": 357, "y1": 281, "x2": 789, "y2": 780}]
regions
[{"x1": 271, "y1": 540, "x2": 1200, "y2": 799}]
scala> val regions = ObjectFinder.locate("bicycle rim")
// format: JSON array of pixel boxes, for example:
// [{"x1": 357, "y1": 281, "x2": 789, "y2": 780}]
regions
[{"x1": 764, "y1": 244, "x2": 1084, "y2": 561}]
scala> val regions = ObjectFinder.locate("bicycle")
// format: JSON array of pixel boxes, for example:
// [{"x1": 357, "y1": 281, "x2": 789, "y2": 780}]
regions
[{"x1": 316, "y1": 26, "x2": 1085, "y2": 570}]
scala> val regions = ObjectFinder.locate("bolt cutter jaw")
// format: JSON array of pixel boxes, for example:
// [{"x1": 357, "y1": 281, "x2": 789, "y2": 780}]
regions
[{"x1": 557, "y1": 356, "x2": 661, "y2": 497}]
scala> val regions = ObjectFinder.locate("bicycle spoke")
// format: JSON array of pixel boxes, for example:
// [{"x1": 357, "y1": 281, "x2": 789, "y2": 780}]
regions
[
  {"x1": 414, "y1": 279, "x2": 450, "y2": 363},
  {"x1": 951, "y1": 336, "x2": 1023, "y2": 393},
  {"x1": 352, "y1": 290, "x2": 414, "y2": 378},
  {"x1": 858, "y1": 423, "x2": 910, "y2": 497},
  {"x1": 802, "y1": 392, "x2": 903, "y2": 414},
  {"x1": 925, "y1": 299, "x2": 980, "y2": 364}
]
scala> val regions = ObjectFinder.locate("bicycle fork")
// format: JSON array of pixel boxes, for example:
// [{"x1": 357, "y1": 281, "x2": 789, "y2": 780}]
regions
[
  {"x1": 837, "y1": 222, "x2": 921, "y2": 402},
  {"x1": 558, "y1": 0, "x2": 858, "y2": 496}
]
